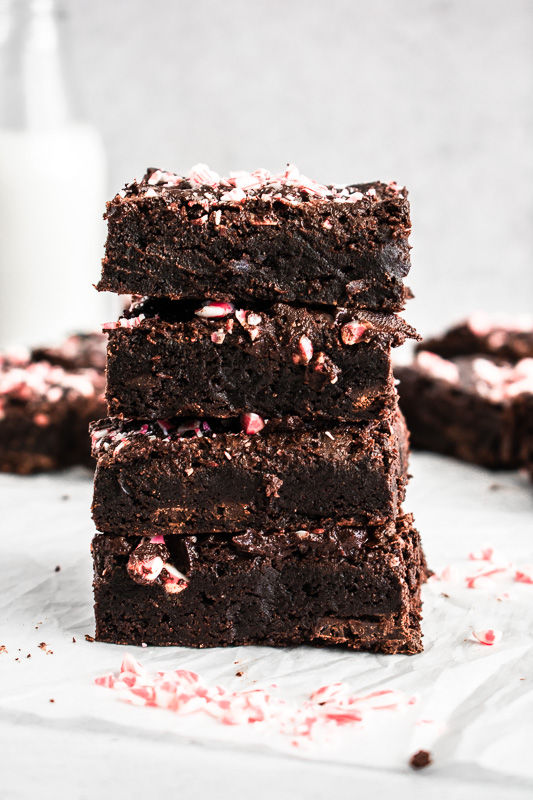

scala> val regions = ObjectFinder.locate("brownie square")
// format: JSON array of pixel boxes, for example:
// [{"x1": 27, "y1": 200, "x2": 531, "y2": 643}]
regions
[
  {"x1": 92, "y1": 513, "x2": 425, "y2": 654},
  {"x1": 0, "y1": 354, "x2": 106, "y2": 474},
  {"x1": 97, "y1": 165, "x2": 412, "y2": 311},
  {"x1": 91, "y1": 409, "x2": 410, "y2": 536},
  {"x1": 396, "y1": 352, "x2": 533, "y2": 469},
  {"x1": 104, "y1": 298, "x2": 419, "y2": 423}
]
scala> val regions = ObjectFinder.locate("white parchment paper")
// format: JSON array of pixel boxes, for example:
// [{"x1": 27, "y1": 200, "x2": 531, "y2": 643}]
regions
[{"x1": 1, "y1": 453, "x2": 532, "y2": 799}]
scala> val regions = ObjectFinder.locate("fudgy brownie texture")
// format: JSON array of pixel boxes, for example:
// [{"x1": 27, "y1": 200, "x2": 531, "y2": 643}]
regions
[
  {"x1": 32, "y1": 332, "x2": 107, "y2": 372},
  {"x1": 91, "y1": 409, "x2": 410, "y2": 536},
  {"x1": 105, "y1": 297, "x2": 419, "y2": 422},
  {"x1": 0, "y1": 354, "x2": 105, "y2": 473},
  {"x1": 419, "y1": 314, "x2": 533, "y2": 362},
  {"x1": 92, "y1": 513, "x2": 425, "y2": 653},
  {"x1": 396, "y1": 352, "x2": 533, "y2": 469},
  {"x1": 97, "y1": 165, "x2": 412, "y2": 311}
]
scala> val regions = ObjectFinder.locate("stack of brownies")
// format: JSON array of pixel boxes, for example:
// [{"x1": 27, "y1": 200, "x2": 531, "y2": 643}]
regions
[{"x1": 91, "y1": 164, "x2": 426, "y2": 653}]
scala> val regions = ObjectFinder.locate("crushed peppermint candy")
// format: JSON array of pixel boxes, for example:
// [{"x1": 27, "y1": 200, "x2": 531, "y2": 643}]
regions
[
  {"x1": 294, "y1": 335, "x2": 313, "y2": 365},
  {"x1": 95, "y1": 655, "x2": 416, "y2": 742},
  {"x1": 0, "y1": 359, "x2": 102, "y2": 403},
  {"x1": 429, "y1": 546, "x2": 533, "y2": 596},
  {"x1": 472, "y1": 629, "x2": 502, "y2": 646},
  {"x1": 127, "y1": 537, "x2": 188, "y2": 594},
  {"x1": 240, "y1": 412, "x2": 265, "y2": 435},
  {"x1": 416, "y1": 352, "x2": 460, "y2": 384},
  {"x1": 102, "y1": 315, "x2": 146, "y2": 331},
  {"x1": 195, "y1": 302, "x2": 235, "y2": 319},
  {"x1": 341, "y1": 320, "x2": 370, "y2": 345},
  {"x1": 140, "y1": 163, "x2": 398, "y2": 207}
]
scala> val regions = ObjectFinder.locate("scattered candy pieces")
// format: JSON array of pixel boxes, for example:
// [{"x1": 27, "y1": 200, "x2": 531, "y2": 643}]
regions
[{"x1": 95, "y1": 655, "x2": 415, "y2": 743}]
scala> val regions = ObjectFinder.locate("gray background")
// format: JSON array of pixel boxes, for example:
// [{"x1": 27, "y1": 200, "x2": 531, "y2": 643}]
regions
[{"x1": 69, "y1": 0, "x2": 533, "y2": 335}]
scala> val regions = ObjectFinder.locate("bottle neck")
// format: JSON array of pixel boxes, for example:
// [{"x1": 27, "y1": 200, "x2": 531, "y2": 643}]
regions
[{"x1": 0, "y1": 0, "x2": 81, "y2": 130}]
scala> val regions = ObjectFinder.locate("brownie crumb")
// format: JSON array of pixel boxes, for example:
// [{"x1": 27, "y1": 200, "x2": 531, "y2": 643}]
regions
[
  {"x1": 236, "y1": 671, "x2": 244, "y2": 677},
  {"x1": 410, "y1": 749, "x2": 432, "y2": 769},
  {"x1": 38, "y1": 642, "x2": 47, "y2": 650},
  {"x1": 55, "y1": 565, "x2": 61, "y2": 572},
  {"x1": 49, "y1": 699, "x2": 55, "y2": 703},
  {"x1": 85, "y1": 634, "x2": 95, "y2": 642},
  {"x1": 26, "y1": 654, "x2": 31, "y2": 658},
  {"x1": 72, "y1": 637, "x2": 76, "y2": 643},
  {"x1": 0, "y1": 645, "x2": 7, "y2": 654}
]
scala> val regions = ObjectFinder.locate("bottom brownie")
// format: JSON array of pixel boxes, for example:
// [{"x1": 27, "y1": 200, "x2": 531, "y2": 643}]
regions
[{"x1": 92, "y1": 513, "x2": 425, "y2": 654}]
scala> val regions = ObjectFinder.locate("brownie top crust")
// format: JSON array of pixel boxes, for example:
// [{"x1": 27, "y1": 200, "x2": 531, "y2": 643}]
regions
[
  {"x1": 32, "y1": 332, "x2": 107, "y2": 372},
  {"x1": 402, "y1": 351, "x2": 533, "y2": 403},
  {"x1": 1, "y1": 355, "x2": 104, "y2": 411},
  {"x1": 419, "y1": 313, "x2": 533, "y2": 363},
  {"x1": 121, "y1": 164, "x2": 407, "y2": 209}
]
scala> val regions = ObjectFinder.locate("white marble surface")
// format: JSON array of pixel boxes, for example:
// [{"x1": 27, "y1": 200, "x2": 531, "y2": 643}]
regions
[{"x1": 1, "y1": 453, "x2": 533, "y2": 799}]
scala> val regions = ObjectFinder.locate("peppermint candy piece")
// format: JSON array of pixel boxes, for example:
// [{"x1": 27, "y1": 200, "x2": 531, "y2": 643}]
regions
[
  {"x1": 195, "y1": 302, "x2": 235, "y2": 319},
  {"x1": 240, "y1": 412, "x2": 265, "y2": 435},
  {"x1": 472, "y1": 629, "x2": 502, "y2": 646},
  {"x1": 341, "y1": 321, "x2": 369, "y2": 345}
]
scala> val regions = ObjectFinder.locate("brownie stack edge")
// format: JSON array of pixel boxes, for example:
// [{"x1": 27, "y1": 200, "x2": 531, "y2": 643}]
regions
[{"x1": 90, "y1": 164, "x2": 426, "y2": 654}]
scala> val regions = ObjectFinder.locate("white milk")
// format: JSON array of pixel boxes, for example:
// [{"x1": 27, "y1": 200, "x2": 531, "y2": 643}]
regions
[{"x1": 0, "y1": 122, "x2": 109, "y2": 347}]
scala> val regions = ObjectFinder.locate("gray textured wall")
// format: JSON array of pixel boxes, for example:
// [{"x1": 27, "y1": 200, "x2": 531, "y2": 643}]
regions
[{"x1": 69, "y1": 0, "x2": 533, "y2": 334}]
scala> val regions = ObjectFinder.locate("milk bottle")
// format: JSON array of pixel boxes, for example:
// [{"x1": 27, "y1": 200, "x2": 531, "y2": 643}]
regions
[{"x1": 0, "y1": 0, "x2": 108, "y2": 347}]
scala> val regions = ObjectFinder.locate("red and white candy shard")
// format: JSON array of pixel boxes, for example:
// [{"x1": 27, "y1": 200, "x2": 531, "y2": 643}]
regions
[
  {"x1": 195, "y1": 301, "x2": 235, "y2": 319},
  {"x1": 298, "y1": 336, "x2": 313, "y2": 364},
  {"x1": 472, "y1": 629, "x2": 502, "y2": 646},
  {"x1": 341, "y1": 321, "x2": 369, "y2": 345},
  {"x1": 240, "y1": 412, "x2": 265, "y2": 435},
  {"x1": 515, "y1": 567, "x2": 533, "y2": 584}
]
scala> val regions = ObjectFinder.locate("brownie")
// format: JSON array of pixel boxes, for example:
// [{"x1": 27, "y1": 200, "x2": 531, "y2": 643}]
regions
[
  {"x1": 104, "y1": 297, "x2": 419, "y2": 422},
  {"x1": 97, "y1": 165, "x2": 412, "y2": 311},
  {"x1": 419, "y1": 313, "x2": 533, "y2": 362},
  {"x1": 32, "y1": 332, "x2": 107, "y2": 372},
  {"x1": 92, "y1": 512, "x2": 425, "y2": 653},
  {"x1": 91, "y1": 409, "x2": 410, "y2": 536},
  {"x1": 396, "y1": 351, "x2": 533, "y2": 469},
  {"x1": 0, "y1": 355, "x2": 106, "y2": 474}
]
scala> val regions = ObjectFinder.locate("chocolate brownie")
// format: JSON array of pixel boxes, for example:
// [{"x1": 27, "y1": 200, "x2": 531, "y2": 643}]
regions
[
  {"x1": 104, "y1": 297, "x2": 419, "y2": 422},
  {"x1": 419, "y1": 313, "x2": 533, "y2": 362},
  {"x1": 92, "y1": 512, "x2": 425, "y2": 653},
  {"x1": 91, "y1": 409, "x2": 409, "y2": 535},
  {"x1": 32, "y1": 332, "x2": 107, "y2": 372},
  {"x1": 396, "y1": 351, "x2": 533, "y2": 469},
  {"x1": 97, "y1": 164, "x2": 412, "y2": 311},
  {"x1": 0, "y1": 354, "x2": 106, "y2": 473}
]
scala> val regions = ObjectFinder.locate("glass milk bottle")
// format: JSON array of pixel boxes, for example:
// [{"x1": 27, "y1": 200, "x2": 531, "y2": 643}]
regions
[{"x1": 0, "y1": 0, "x2": 107, "y2": 348}]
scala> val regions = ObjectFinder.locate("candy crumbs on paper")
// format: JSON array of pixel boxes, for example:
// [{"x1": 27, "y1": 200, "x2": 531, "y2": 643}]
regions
[{"x1": 95, "y1": 655, "x2": 417, "y2": 745}]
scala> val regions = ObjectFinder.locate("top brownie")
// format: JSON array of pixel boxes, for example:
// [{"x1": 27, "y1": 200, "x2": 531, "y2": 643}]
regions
[
  {"x1": 419, "y1": 313, "x2": 533, "y2": 363},
  {"x1": 97, "y1": 164, "x2": 412, "y2": 310}
]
